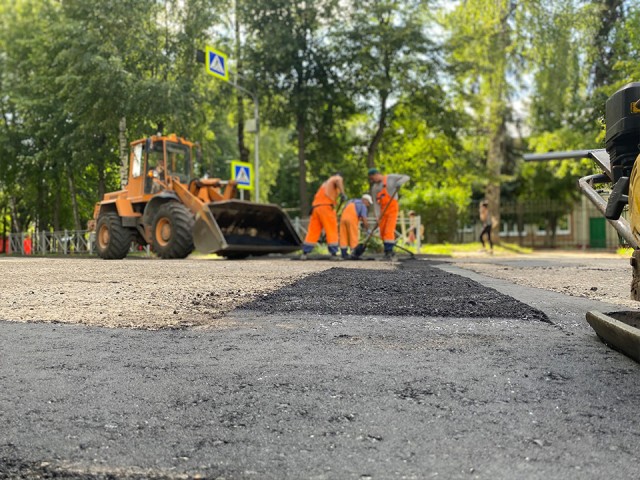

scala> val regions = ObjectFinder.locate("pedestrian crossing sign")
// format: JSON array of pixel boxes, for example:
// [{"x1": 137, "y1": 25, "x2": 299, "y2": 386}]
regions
[
  {"x1": 205, "y1": 46, "x2": 229, "y2": 82},
  {"x1": 231, "y1": 160, "x2": 253, "y2": 191}
]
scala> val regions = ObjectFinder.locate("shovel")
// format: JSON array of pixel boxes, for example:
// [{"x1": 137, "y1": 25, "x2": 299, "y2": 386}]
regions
[
  {"x1": 351, "y1": 197, "x2": 395, "y2": 258},
  {"x1": 350, "y1": 228, "x2": 376, "y2": 258}
]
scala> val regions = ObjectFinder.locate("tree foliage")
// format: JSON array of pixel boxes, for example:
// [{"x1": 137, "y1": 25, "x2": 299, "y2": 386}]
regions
[
  {"x1": 1, "y1": 0, "x2": 639, "y2": 243},
  {"x1": 337, "y1": 0, "x2": 437, "y2": 169}
]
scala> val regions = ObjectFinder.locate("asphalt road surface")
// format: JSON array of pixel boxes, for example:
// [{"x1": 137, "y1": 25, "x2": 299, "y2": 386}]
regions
[{"x1": 1, "y1": 258, "x2": 639, "y2": 479}]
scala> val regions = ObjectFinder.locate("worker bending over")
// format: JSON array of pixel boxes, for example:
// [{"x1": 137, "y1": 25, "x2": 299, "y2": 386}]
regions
[
  {"x1": 301, "y1": 173, "x2": 346, "y2": 260},
  {"x1": 339, "y1": 194, "x2": 373, "y2": 259},
  {"x1": 368, "y1": 168, "x2": 410, "y2": 259}
]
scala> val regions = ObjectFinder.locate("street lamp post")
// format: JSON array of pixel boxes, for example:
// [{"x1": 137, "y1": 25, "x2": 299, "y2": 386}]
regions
[
  {"x1": 254, "y1": 95, "x2": 259, "y2": 202},
  {"x1": 196, "y1": 48, "x2": 260, "y2": 201},
  {"x1": 232, "y1": 79, "x2": 260, "y2": 202}
]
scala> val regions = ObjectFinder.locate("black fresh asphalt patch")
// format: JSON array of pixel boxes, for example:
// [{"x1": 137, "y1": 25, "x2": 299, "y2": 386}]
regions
[{"x1": 246, "y1": 260, "x2": 549, "y2": 321}]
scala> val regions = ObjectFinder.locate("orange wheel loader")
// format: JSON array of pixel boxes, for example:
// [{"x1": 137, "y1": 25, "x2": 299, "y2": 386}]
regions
[{"x1": 92, "y1": 134, "x2": 301, "y2": 259}]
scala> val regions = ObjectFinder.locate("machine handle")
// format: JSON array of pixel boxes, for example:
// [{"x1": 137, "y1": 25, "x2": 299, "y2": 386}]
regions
[{"x1": 578, "y1": 173, "x2": 638, "y2": 248}]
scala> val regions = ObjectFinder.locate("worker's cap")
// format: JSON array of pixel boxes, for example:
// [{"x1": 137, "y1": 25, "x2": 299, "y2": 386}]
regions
[
  {"x1": 361, "y1": 194, "x2": 373, "y2": 204},
  {"x1": 367, "y1": 168, "x2": 380, "y2": 176}
]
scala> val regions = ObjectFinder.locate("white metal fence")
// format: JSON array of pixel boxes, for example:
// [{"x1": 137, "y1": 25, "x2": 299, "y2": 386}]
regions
[
  {"x1": 3, "y1": 214, "x2": 421, "y2": 256},
  {"x1": 292, "y1": 214, "x2": 422, "y2": 251},
  {"x1": 7, "y1": 230, "x2": 95, "y2": 255}
]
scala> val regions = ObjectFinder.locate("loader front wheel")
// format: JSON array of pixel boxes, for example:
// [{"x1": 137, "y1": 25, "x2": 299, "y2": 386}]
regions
[
  {"x1": 96, "y1": 212, "x2": 133, "y2": 260},
  {"x1": 152, "y1": 202, "x2": 194, "y2": 259}
]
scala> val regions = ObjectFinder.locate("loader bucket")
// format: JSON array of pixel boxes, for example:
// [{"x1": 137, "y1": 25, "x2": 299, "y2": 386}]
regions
[{"x1": 193, "y1": 200, "x2": 301, "y2": 258}]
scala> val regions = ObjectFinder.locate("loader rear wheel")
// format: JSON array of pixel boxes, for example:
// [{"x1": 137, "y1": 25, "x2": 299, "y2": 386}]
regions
[
  {"x1": 152, "y1": 202, "x2": 194, "y2": 259},
  {"x1": 96, "y1": 212, "x2": 133, "y2": 260}
]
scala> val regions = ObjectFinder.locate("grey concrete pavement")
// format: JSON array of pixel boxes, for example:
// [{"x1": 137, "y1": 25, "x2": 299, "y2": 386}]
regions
[{"x1": 1, "y1": 259, "x2": 639, "y2": 479}]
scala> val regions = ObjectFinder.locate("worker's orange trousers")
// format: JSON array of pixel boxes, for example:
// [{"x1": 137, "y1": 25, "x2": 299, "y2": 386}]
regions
[
  {"x1": 378, "y1": 201, "x2": 399, "y2": 243},
  {"x1": 339, "y1": 204, "x2": 360, "y2": 250},
  {"x1": 303, "y1": 205, "x2": 338, "y2": 252}
]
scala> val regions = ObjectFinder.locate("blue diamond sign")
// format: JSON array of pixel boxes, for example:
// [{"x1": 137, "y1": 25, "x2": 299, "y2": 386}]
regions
[
  {"x1": 231, "y1": 160, "x2": 253, "y2": 191},
  {"x1": 205, "y1": 46, "x2": 229, "y2": 82}
]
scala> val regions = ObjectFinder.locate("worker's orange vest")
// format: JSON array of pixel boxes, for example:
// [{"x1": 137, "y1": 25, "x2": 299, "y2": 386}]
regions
[
  {"x1": 312, "y1": 181, "x2": 337, "y2": 208},
  {"x1": 376, "y1": 175, "x2": 396, "y2": 212}
]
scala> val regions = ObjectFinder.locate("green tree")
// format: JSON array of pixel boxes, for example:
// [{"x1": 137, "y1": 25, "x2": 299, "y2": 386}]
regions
[
  {"x1": 0, "y1": 0, "x2": 60, "y2": 232},
  {"x1": 339, "y1": 0, "x2": 437, "y2": 169},
  {"x1": 609, "y1": 2, "x2": 640, "y2": 88},
  {"x1": 242, "y1": 0, "x2": 341, "y2": 211},
  {"x1": 518, "y1": 130, "x2": 594, "y2": 246},
  {"x1": 445, "y1": 0, "x2": 520, "y2": 245},
  {"x1": 375, "y1": 88, "x2": 474, "y2": 242},
  {"x1": 519, "y1": 1, "x2": 608, "y2": 246}
]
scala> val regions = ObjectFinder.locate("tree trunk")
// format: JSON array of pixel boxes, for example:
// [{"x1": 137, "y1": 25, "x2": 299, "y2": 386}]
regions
[
  {"x1": 549, "y1": 216, "x2": 558, "y2": 248},
  {"x1": 543, "y1": 218, "x2": 552, "y2": 248},
  {"x1": 516, "y1": 202, "x2": 524, "y2": 246},
  {"x1": 97, "y1": 156, "x2": 106, "y2": 202},
  {"x1": 35, "y1": 175, "x2": 43, "y2": 233},
  {"x1": 67, "y1": 164, "x2": 82, "y2": 231},
  {"x1": 119, "y1": 116, "x2": 128, "y2": 188},
  {"x1": 367, "y1": 90, "x2": 389, "y2": 169},
  {"x1": 236, "y1": 95, "x2": 250, "y2": 163},
  {"x1": 10, "y1": 196, "x2": 21, "y2": 233},
  {"x1": 235, "y1": 0, "x2": 250, "y2": 165},
  {"x1": 297, "y1": 113, "x2": 308, "y2": 214},
  {"x1": 1, "y1": 204, "x2": 6, "y2": 253},
  {"x1": 486, "y1": 119, "x2": 505, "y2": 245},
  {"x1": 593, "y1": 0, "x2": 623, "y2": 90},
  {"x1": 53, "y1": 183, "x2": 61, "y2": 232},
  {"x1": 484, "y1": 0, "x2": 511, "y2": 246}
]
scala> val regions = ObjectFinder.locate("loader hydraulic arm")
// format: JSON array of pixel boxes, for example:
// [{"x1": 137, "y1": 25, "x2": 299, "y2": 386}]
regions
[
  {"x1": 188, "y1": 178, "x2": 238, "y2": 203},
  {"x1": 171, "y1": 178, "x2": 206, "y2": 216},
  {"x1": 171, "y1": 178, "x2": 227, "y2": 254}
]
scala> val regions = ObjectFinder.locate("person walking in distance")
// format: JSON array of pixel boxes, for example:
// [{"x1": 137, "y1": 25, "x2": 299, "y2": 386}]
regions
[
  {"x1": 407, "y1": 210, "x2": 418, "y2": 246},
  {"x1": 479, "y1": 200, "x2": 493, "y2": 254},
  {"x1": 339, "y1": 194, "x2": 373, "y2": 259},
  {"x1": 300, "y1": 173, "x2": 347, "y2": 260},
  {"x1": 368, "y1": 168, "x2": 410, "y2": 259}
]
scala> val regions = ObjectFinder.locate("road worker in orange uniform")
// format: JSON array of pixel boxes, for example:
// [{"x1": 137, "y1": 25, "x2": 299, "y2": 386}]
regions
[
  {"x1": 301, "y1": 173, "x2": 347, "y2": 259},
  {"x1": 368, "y1": 168, "x2": 410, "y2": 259},
  {"x1": 339, "y1": 194, "x2": 372, "y2": 259}
]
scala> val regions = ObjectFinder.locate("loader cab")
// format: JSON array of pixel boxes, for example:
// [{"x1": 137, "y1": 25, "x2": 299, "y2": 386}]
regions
[
  {"x1": 164, "y1": 139, "x2": 192, "y2": 184},
  {"x1": 129, "y1": 135, "x2": 192, "y2": 196},
  {"x1": 144, "y1": 140, "x2": 166, "y2": 194}
]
